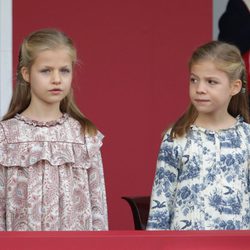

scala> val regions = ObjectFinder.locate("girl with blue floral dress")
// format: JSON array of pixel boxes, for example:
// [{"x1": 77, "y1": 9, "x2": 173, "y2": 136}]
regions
[{"x1": 147, "y1": 41, "x2": 250, "y2": 230}]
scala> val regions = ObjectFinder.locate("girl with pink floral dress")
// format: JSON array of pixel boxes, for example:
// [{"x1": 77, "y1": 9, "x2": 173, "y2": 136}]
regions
[{"x1": 0, "y1": 28, "x2": 108, "y2": 231}]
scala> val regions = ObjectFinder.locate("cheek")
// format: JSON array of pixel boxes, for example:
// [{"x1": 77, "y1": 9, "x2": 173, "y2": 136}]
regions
[
  {"x1": 29, "y1": 74, "x2": 45, "y2": 85},
  {"x1": 189, "y1": 85, "x2": 195, "y2": 97},
  {"x1": 66, "y1": 75, "x2": 73, "y2": 84},
  {"x1": 64, "y1": 81, "x2": 72, "y2": 95},
  {"x1": 66, "y1": 79, "x2": 72, "y2": 89}
]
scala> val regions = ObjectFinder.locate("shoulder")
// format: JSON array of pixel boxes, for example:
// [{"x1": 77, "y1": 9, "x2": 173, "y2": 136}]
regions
[
  {"x1": 62, "y1": 115, "x2": 85, "y2": 141},
  {"x1": 229, "y1": 0, "x2": 248, "y2": 11},
  {"x1": 157, "y1": 129, "x2": 188, "y2": 168},
  {"x1": 0, "y1": 118, "x2": 19, "y2": 142},
  {"x1": 222, "y1": 0, "x2": 247, "y2": 13},
  {"x1": 67, "y1": 115, "x2": 104, "y2": 153},
  {"x1": 85, "y1": 130, "x2": 104, "y2": 148},
  {"x1": 67, "y1": 116, "x2": 103, "y2": 139},
  {"x1": 81, "y1": 131, "x2": 104, "y2": 158},
  {"x1": 231, "y1": 119, "x2": 250, "y2": 144},
  {"x1": 219, "y1": 0, "x2": 249, "y2": 25},
  {"x1": 159, "y1": 128, "x2": 187, "y2": 160},
  {"x1": 65, "y1": 115, "x2": 82, "y2": 129},
  {"x1": 241, "y1": 120, "x2": 250, "y2": 127},
  {"x1": 0, "y1": 122, "x2": 5, "y2": 142},
  {"x1": 161, "y1": 128, "x2": 187, "y2": 148},
  {"x1": 239, "y1": 120, "x2": 250, "y2": 133}
]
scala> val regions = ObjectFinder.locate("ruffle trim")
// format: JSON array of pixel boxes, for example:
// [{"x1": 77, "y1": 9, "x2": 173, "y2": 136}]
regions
[
  {"x1": 15, "y1": 113, "x2": 69, "y2": 127},
  {"x1": 190, "y1": 115, "x2": 243, "y2": 133},
  {"x1": 0, "y1": 132, "x2": 103, "y2": 168}
]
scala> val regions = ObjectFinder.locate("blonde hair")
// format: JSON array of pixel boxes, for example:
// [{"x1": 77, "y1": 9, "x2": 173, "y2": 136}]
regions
[
  {"x1": 170, "y1": 41, "x2": 249, "y2": 139},
  {"x1": 2, "y1": 28, "x2": 97, "y2": 136}
]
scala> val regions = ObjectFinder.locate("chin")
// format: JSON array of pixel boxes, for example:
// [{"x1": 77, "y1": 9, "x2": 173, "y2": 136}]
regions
[{"x1": 195, "y1": 108, "x2": 214, "y2": 114}]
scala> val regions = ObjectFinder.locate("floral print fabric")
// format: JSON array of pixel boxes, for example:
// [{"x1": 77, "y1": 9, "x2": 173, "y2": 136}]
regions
[
  {"x1": 0, "y1": 114, "x2": 108, "y2": 231},
  {"x1": 147, "y1": 117, "x2": 250, "y2": 230}
]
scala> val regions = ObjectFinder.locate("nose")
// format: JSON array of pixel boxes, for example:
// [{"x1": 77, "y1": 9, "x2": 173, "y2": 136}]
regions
[
  {"x1": 196, "y1": 82, "x2": 206, "y2": 94},
  {"x1": 52, "y1": 70, "x2": 61, "y2": 84}
]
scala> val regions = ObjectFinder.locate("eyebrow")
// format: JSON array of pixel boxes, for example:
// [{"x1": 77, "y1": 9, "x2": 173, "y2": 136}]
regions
[
  {"x1": 40, "y1": 65, "x2": 71, "y2": 68},
  {"x1": 190, "y1": 72, "x2": 220, "y2": 80},
  {"x1": 190, "y1": 73, "x2": 198, "y2": 77}
]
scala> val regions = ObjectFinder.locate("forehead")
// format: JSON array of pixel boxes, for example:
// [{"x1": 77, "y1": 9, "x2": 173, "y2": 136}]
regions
[
  {"x1": 190, "y1": 60, "x2": 226, "y2": 76},
  {"x1": 33, "y1": 48, "x2": 73, "y2": 65}
]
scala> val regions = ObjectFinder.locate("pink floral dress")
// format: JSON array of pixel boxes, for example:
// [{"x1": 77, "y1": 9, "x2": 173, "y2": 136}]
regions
[{"x1": 0, "y1": 113, "x2": 108, "y2": 231}]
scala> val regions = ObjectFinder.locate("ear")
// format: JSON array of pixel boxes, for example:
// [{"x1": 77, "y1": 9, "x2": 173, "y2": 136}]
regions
[
  {"x1": 230, "y1": 79, "x2": 242, "y2": 96},
  {"x1": 21, "y1": 67, "x2": 30, "y2": 83}
]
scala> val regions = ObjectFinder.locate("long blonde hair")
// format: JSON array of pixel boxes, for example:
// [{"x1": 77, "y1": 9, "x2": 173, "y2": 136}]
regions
[
  {"x1": 170, "y1": 41, "x2": 249, "y2": 139},
  {"x1": 2, "y1": 28, "x2": 97, "y2": 136}
]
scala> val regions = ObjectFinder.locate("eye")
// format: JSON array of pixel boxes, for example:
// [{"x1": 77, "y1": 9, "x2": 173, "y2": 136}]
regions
[
  {"x1": 207, "y1": 79, "x2": 218, "y2": 85},
  {"x1": 40, "y1": 68, "x2": 51, "y2": 74},
  {"x1": 190, "y1": 77, "x2": 198, "y2": 84},
  {"x1": 60, "y1": 68, "x2": 71, "y2": 74}
]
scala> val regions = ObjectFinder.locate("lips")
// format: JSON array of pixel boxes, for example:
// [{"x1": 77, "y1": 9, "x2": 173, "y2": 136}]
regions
[
  {"x1": 49, "y1": 88, "x2": 63, "y2": 94},
  {"x1": 194, "y1": 99, "x2": 209, "y2": 102}
]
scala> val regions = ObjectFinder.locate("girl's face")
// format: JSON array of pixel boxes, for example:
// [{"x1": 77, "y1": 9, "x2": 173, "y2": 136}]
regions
[
  {"x1": 189, "y1": 60, "x2": 241, "y2": 117},
  {"x1": 21, "y1": 48, "x2": 73, "y2": 109}
]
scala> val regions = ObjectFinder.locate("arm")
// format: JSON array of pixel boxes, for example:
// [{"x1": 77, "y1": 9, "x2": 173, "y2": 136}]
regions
[
  {"x1": 88, "y1": 150, "x2": 108, "y2": 230},
  {"x1": 0, "y1": 125, "x2": 6, "y2": 230},
  {"x1": 147, "y1": 132, "x2": 181, "y2": 230},
  {"x1": 0, "y1": 165, "x2": 6, "y2": 231}
]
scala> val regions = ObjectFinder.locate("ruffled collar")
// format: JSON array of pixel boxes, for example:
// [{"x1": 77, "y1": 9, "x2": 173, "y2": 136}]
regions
[
  {"x1": 190, "y1": 115, "x2": 243, "y2": 134},
  {"x1": 15, "y1": 113, "x2": 69, "y2": 127}
]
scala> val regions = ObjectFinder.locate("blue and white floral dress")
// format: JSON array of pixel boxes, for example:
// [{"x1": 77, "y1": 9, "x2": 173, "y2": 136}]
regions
[{"x1": 147, "y1": 117, "x2": 250, "y2": 230}]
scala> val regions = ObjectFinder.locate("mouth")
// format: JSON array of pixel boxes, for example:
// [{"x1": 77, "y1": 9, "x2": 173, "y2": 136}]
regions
[
  {"x1": 194, "y1": 99, "x2": 210, "y2": 103},
  {"x1": 49, "y1": 88, "x2": 63, "y2": 94}
]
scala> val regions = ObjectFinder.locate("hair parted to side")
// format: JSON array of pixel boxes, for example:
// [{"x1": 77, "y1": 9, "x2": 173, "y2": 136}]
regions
[
  {"x1": 169, "y1": 40, "x2": 249, "y2": 139},
  {"x1": 2, "y1": 28, "x2": 97, "y2": 136}
]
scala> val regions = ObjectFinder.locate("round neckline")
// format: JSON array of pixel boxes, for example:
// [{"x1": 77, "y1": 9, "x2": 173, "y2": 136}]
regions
[
  {"x1": 15, "y1": 113, "x2": 69, "y2": 127},
  {"x1": 190, "y1": 115, "x2": 243, "y2": 134}
]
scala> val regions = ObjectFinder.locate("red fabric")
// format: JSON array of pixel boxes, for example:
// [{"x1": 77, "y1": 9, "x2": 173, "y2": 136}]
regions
[
  {"x1": 243, "y1": 51, "x2": 250, "y2": 90},
  {"x1": 13, "y1": 0, "x2": 212, "y2": 229},
  {"x1": 0, "y1": 231, "x2": 250, "y2": 250}
]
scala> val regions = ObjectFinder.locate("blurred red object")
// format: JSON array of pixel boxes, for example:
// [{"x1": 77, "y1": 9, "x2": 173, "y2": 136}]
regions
[{"x1": 243, "y1": 51, "x2": 250, "y2": 91}]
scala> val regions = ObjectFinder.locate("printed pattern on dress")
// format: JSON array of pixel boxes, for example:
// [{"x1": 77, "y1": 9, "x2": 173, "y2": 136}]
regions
[
  {"x1": 0, "y1": 114, "x2": 108, "y2": 231},
  {"x1": 147, "y1": 117, "x2": 250, "y2": 230}
]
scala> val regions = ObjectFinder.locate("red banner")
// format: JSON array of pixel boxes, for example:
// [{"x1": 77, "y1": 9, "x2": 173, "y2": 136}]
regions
[{"x1": 0, "y1": 230, "x2": 250, "y2": 250}]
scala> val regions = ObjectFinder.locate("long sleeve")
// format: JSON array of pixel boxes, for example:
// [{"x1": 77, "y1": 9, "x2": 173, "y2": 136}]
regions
[
  {"x1": 0, "y1": 165, "x2": 6, "y2": 231},
  {"x1": 147, "y1": 132, "x2": 181, "y2": 230},
  {"x1": 0, "y1": 116, "x2": 108, "y2": 231},
  {"x1": 88, "y1": 150, "x2": 108, "y2": 230},
  {"x1": 0, "y1": 125, "x2": 6, "y2": 231}
]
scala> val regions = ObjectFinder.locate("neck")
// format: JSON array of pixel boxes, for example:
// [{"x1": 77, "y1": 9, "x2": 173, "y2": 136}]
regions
[
  {"x1": 21, "y1": 103, "x2": 63, "y2": 122},
  {"x1": 194, "y1": 112, "x2": 236, "y2": 131}
]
